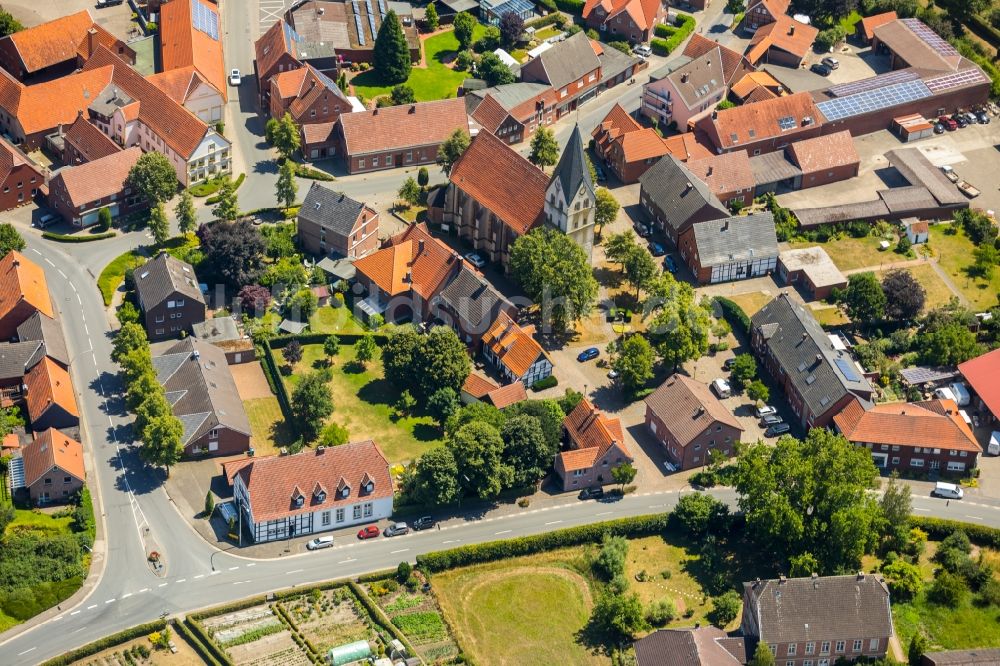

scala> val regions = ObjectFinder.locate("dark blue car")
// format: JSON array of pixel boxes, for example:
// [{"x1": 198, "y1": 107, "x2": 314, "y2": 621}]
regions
[
  {"x1": 649, "y1": 242, "x2": 665, "y2": 257},
  {"x1": 577, "y1": 347, "x2": 600, "y2": 362},
  {"x1": 664, "y1": 255, "x2": 678, "y2": 273}
]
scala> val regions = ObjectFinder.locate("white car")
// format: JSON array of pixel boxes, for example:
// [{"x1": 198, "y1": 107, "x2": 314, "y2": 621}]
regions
[
  {"x1": 229, "y1": 68, "x2": 242, "y2": 86},
  {"x1": 607, "y1": 369, "x2": 619, "y2": 379},
  {"x1": 465, "y1": 252, "x2": 487, "y2": 269},
  {"x1": 932, "y1": 482, "x2": 963, "y2": 500},
  {"x1": 634, "y1": 44, "x2": 652, "y2": 57},
  {"x1": 306, "y1": 536, "x2": 334, "y2": 550},
  {"x1": 755, "y1": 405, "x2": 777, "y2": 419}
]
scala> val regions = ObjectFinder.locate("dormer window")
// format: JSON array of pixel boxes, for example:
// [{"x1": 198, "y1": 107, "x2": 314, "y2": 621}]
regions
[
  {"x1": 316, "y1": 491, "x2": 326, "y2": 502},
  {"x1": 338, "y1": 476, "x2": 350, "y2": 498},
  {"x1": 313, "y1": 481, "x2": 327, "y2": 503},
  {"x1": 291, "y1": 485, "x2": 305, "y2": 507},
  {"x1": 361, "y1": 472, "x2": 375, "y2": 494}
]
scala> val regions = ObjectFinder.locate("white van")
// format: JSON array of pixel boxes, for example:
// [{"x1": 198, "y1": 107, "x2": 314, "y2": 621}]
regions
[
  {"x1": 932, "y1": 482, "x2": 964, "y2": 500},
  {"x1": 934, "y1": 387, "x2": 957, "y2": 403},
  {"x1": 711, "y1": 378, "x2": 732, "y2": 399},
  {"x1": 306, "y1": 536, "x2": 335, "y2": 550},
  {"x1": 949, "y1": 382, "x2": 971, "y2": 407}
]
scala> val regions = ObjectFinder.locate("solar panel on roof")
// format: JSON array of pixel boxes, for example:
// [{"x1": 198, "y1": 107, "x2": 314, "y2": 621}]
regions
[
  {"x1": 816, "y1": 79, "x2": 932, "y2": 122},
  {"x1": 777, "y1": 115, "x2": 796, "y2": 130},
  {"x1": 925, "y1": 68, "x2": 989, "y2": 93},
  {"x1": 901, "y1": 18, "x2": 959, "y2": 57},
  {"x1": 834, "y1": 358, "x2": 861, "y2": 382},
  {"x1": 366, "y1": 0, "x2": 378, "y2": 40},
  {"x1": 353, "y1": 1, "x2": 366, "y2": 45},
  {"x1": 828, "y1": 70, "x2": 920, "y2": 98},
  {"x1": 190, "y1": 0, "x2": 219, "y2": 40}
]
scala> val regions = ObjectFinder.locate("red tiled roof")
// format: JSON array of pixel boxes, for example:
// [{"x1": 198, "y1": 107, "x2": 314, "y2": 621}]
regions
[
  {"x1": 236, "y1": 440, "x2": 392, "y2": 523},
  {"x1": 592, "y1": 102, "x2": 642, "y2": 149},
  {"x1": 340, "y1": 97, "x2": 469, "y2": 156},
  {"x1": 559, "y1": 398, "x2": 630, "y2": 471},
  {"x1": 0, "y1": 250, "x2": 54, "y2": 322},
  {"x1": 0, "y1": 135, "x2": 33, "y2": 179},
  {"x1": 354, "y1": 222, "x2": 460, "y2": 300},
  {"x1": 25, "y1": 356, "x2": 78, "y2": 423},
  {"x1": 786, "y1": 130, "x2": 859, "y2": 174},
  {"x1": 730, "y1": 70, "x2": 785, "y2": 100},
  {"x1": 21, "y1": 428, "x2": 84, "y2": 488},
  {"x1": 743, "y1": 85, "x2": 780, "y2": 104},
  {"x1": 159, "y1": 0, "x2": 227, "y2": 101},
  {"x1": 270, "y1": 67, "x2": 309, "y2": 101},
  {"x1": 301, "y1": 121, "x2": 337, "y2": 145},
  {"x1": 482, "y1": 311, "x2": 546, "y2": 379},
  {"x1": 462, "y1": 372, "x2": 499, "y2": 399},
  {"x1": 5, "y1": 10, "x2": 95, "y2": 74},
  {"x1": 62, "y1": 113, "x2": 120, "y2": 163},
  {"x1": 254, "y1": 19, "x2": 298, "y2": 83},
  {"x1": 450, "y1": 130, "x2": 548, "y2": 236},
  {"x1": 746, "y1": 16, "x2": 819, "y2": 63},
  {"x1": 583, "y1": 0, "x2": 660, "y2": 31},
  {"x1": 686, "y1": 151, "x2": 755, "y2": 196},
  {"x1": 702, "y1": 91, "x2": 822, "y2": 150},
  {"x1": 471, "y1": 94, "x2": 511, "y2": 134},
  {"x1": 861, "y1": 11, "x2": 898, "y2": 41},
  {"x1": 146, "y1": 66, "x2": 209, "y2": 104},
  {"x1": 3, "y1": 66, "x2": 114, "y2": 136},
  {"x1": 286, "y1": 65, "x2": 348, "y2": 121},
  {"x1": 683, "y1": 34, "x2": 752, "y2": 85},
  {"x1": 662, "y1": 133, "x2": 713, "y2": 162},
  {"x1": 0, "y1": 69, "x2": 22, "y2": 113},
  {"x1": 620, "y1": 128, "x2": 670, "y2": 163},
  {"x1": 50, "y1": 147, "x2": 142, "y2": 208},
  {"x1": 834, "y1": 398, "x2": 981, "y2": 453},
  {"x1": 959, "y1": 348, "x2": 1000, "y2": 421},
  {"x1": 486, "y1": 382, "x2": 527, "y2": 409}
]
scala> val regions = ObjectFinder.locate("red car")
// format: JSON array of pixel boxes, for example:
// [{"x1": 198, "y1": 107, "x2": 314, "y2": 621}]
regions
[
  {"x1": 357, "y1": 525, "x2": 380, "y2": 539},
  {"x1": 938, "y1": 115, "x2": 958, "y2": 131}
]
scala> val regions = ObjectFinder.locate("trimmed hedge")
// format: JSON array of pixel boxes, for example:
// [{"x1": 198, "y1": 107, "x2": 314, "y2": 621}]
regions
[
  {"x1": 205, "y1": 173, "x2": 246, "y2": 205},
  {"x1": 713, "y1": 296, "x2": 751, "y2": 335},
  {"x1": 909, "y1": 516, "x2": 1000, "y2": 549},
  {"x1": 184, "y1": 618, "x2": 234, "y2": 666},
  {"x1": 526, "y1": 10, "x2": 563, "y2": 28},
  {"x1": 355, "y1": 568, "x2": 399, "y2": 583},
  {"x1": 965, "y1": 14, "x2": 1000, "y2": 51},
  {"x1": 531, "y1": 375, "x2": 558, "y2": 391},
  {"x1": 42, "y1": 231, "x2": 116, "y2": 242},
  {"x1": 416, "y1": 513, "x2": 671, "y2": 572},
  {"x1": 174, "y1": 619, "x2": 226, "y2": 666},
  {"x1": 259, "y1": 338, "x2": 298, "y2": 439},
  {"x1": 294, "y1": 164, "x2": 335, "y2": 181},
  {"x1": 554, "y1": 0, "x2": 584, "y2": 14},
  {"x1": 651, "y1": 13, "x2": 695, "y2": 55},
  {"x1": 650, "y1": 38, "x2": 671, "y2": 56},
  {"x1": 39, "y1": 619, "x2": 167, "y2": 666}
]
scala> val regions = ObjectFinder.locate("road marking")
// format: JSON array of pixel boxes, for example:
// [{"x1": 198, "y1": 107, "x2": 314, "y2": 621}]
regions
[
  {"x1": 54, "y1": 616, "x2": 63, "y2": 621},
  {"x1": 76, "y1": 292, "x2": 82, "y2": 305},
  {"x1": 105, "y1": 599, "x2": 116, "y2": 604},
  {"x1": 210, "y1": 571, "x2": 221, "y2": 575},
  {"x1": 965, "y1": 515, "x2": 984, "y2": 520},
  {"x1": 495, "y1": 529, "x2": 512, "y2": 535},
  {"x1": 390, "y1": 548, "x2": 409, "y2": 554},
  {"x1": 121, "y1": 593, "x2": 132, "y2": 599},
  {"x1": 194, "y1": 574, "x2": 205, "y2": 579},
  {"x1": 286, "y1": 569, "x2": 304, "y2": 574},
  {"x1": 914, "y1": 507, "x2": 931, "y2": 512},
  {"x1": 17, "y1": 647, "x2": 36, "y2": 655},
  {"x1": 442, "y1": 540, "x2": 460, "y2": 544},
  {"x1": 70, "y1": 610, "x2": 80, "y2": 616},
  {"x1": 158, "y1": 583, "x2": 168, "y2": 588},
  {"x1": 57, "y1": 269, "x2": 67, "y2": 279},
  {"x1": 87, "y1": 605, "x2": 98, "y2": 610},
  {"x1": 70, "y1": 282, "x2": 77, "y2": 293},
  {"x1": 596, "y1": 511, "x2": 613, "y2": 516},
  {"x1": 72, "y1": 626, "x2": 88, "y2": 634},
  {"x1": 544, "y1": 520, "x2": 563, "y2": 526},
  {"x1": 176, "y1": 578, "x2": 186, "y2": 583},
  {"x1": 648, "y1": 504, "x2": 666, "y2": 509},
  {"x1": 83, "y1": 324, "x2": 89, "y2": 336},
  {"x1": 44, "y1": 258, "x2": 54, "y2": 266},
  {"x1": 228, "y1": 566, "x2": 239, "y2": 571},
  {"x1": 338, "y1": 558, "x2": 357, "y2": 564},
  {"x1": 246, "y1": 563, "x2": 256, "y2": 567},
  {"x1": 139, "y1": 588, "x2": 149, "y2": 593}
]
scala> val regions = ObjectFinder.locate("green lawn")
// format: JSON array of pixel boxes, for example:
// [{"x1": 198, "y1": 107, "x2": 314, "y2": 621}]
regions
[
  {"x1": 727, "y1": 291, "x2": 775, "y2": 317},
  {"x1": 97, "y1": 235, "x2": 201, "y2": 306},
  {"x1": 928, "y1": 225, "x2": 1000, "y2": 311},
  {"x1": 282, "y1": 343, "x2": 442, "y2": 464},
  {"x1": 244, "y1": 397, "x2": 296, "y2": 456},
  {"x1": 875, "y1": 263, "x2": 956, "y2": 313},
  {"x1": 788, "y1": 235, "x2": 897, "y2": 273},
  {"x1": 308, "y1": 306, "x2": 367, "y2": 335},
  {"x1": 533, "y1": 26, "x2": 563, "y2": 41},
  {"x1": 351, "y1": 25, "x2": 487, "y2": 102},
  {"x1": 810, "y1": 303, "x2": 851, "y2": 327}
]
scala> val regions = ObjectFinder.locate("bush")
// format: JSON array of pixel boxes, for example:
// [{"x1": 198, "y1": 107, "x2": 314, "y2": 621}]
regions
[
  {"x1": 645, "y1": 599, "x2": 676, "y2": 627},
  {"x1": 396, "y1": 561, "x2": 413, "y2": 583},
  {"x1": 42, "y1": 231, "x2": 115, "y2": 242},
  {"x1": 815, "y1": 26, "x2": 846, "y2": 52},
  {"x1": 713, "y1": 296, "x2": 750, "y2": 334},
  {"x1": 650, "y1": 38, "x2": 671, "y2": 55},
  {"x1": 554, "y1": 0, "x2": 584, "y2": 13},
  {"x1": 707, "y1": 590, "x2": 741, "y2": 627},
  {"x1": 205, "y1": 173, "x2": 247, "y2": 204},
  {"x1": 293, "y1": 164, "x2": 335, "y2": 181},
  {"x1": 928, "y1": 571, "x2": 968, "y2": 607},
  {"x1": 650, "y1": 13, "x2": 694, "y2": 55},
  {"x1": 909, "y1": 517, "x2": 1000, "y2": 549},
  {"x1": 531, "y1": 375, "x2": 558, "y2": 391}
]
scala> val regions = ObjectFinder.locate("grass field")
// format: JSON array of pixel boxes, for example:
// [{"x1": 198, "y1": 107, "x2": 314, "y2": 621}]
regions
[
  {"x1": 809, "y1": 303, "x2": 851, "y2": 327},
  {"x1": 875, "y1": 263, "x2": 956, "y2": 313},
  {"x1": 308, "y1": 306, "x2": 367, "y2": 335},
  {"x1": 727, "y1": 291, "x2": 774, "y2": 317},
  {"x1": 243, "y1": 397, "x2": 296, "y2": 455},
  {"x1": 351, "y1": 26, "x2": 487, "y2": 102},
  {"x1": 282, "y1": 343, "x2": 442, "y2": 463},
  {"x1": 928, "y1": 225, "x2": 1000, "y2": 311},
  {"x1": 789, "y1": 236, "x2": 897, "y2": 273}
]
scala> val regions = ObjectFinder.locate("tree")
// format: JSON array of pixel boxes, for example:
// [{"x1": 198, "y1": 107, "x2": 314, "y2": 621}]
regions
[
  {"x1": 611, "y1": 461, "x2": 637, "y2": 491},
  {"x1": 453, "y1": 12, "x2": 477, "y2": 50},
  {"x1": 908, "y1": 634, "x2": 929, "y2": 666},
  {"x1": 973, "y1": 243, "x2": 999, "y2": 280},
  {"x1": 882, "y1": 268, "x2": 925, "y2": 321},
  {"x1": 291, "y1": 372, "x2": 334, "y2": 441},
  {"x1": 0, "y1": 223, "x2": 25, "y2": 255},
  {"x1": 746, "y1": 380, "x2": 769, "y2": 404},
  {"x1": 285, "y1": 288, "x2": 318, "y2": 321},
  {"x1": 528, "y1": 126, "x2": 559, "y2": 169},
  {"x1": 447, "y1": 401, "x2": 505, "y2": 434},
  {"x1": 415, "y1": 326, "x2": 471, "y2": 400},
  {"x1": 112, "y1": 322, "x2": 148, "y2": 364},
  {"x1": 509, "y1": 228, "x2": 598, "y2": 332},
  {"x1": 128, "y1": 152, "x2": 177, "y2": 205},
  {"x1": 595, "y1": 534, "x2": 629, "y2": 579},
  {"x1": 647, "y1": 278, "x2": 711, "y2": 371},
  {"x1": 594, "y1": 188, "x2": 619, "y2": 237},
  {"x1": 276, "y1": 158, "x2": 298, "y2": 209},
  {"x1": 148, "y1": 202, "x2": 170, "y2": 245},
  {"x1": 204, "y1": 491, "x2": 215, "y2": 517},
  {"x1": 645, "y1": 599, "x2": 676, "y2": 627},
  {"x1": 140, "y1": 414, "x2": 184, "y2": 476},
  {"x1": 405, "y1": 446, "x2": 460, "y2": 505},
  {"x1": 120, "y1": 348, "x2": 154, "y2": 384},
  {"x1": 498, "y1": 11, "x2": 523, "y2": 48},
  {"x1": 0, "y1": 10, "x2": 23, "y2": 38},
  {"x1": 318, "y1": 421, "x2": 350, "y2": 447},
  {"x1": 417, "y1": 166, "x2": 429, "y2": 188},
  {"x1": 612, "y1": 335, "x2": 653, "y2": 395},
  {"x1": 622, "y1": 245, "x2": 658, "y2": 300},
  {"x1": 448, "y1": 421, "x2": 512, "y2": 499},
  {"x1": 117, "y1": 300, "x2": 141, "y2": 326},
  {"x1": 265, "y1": 112, "x2": 301, "y2": 160},
  {"x1": 708, "y1": 591, "x2": 741, "y2": 628},
  {"x1": 879, "y1": 474, "x2": 912, "y2": 551},
  {"x1": 175, "y1": 189, "x2": 197, "y2": 236},
  {"x1": 845, "y1": 272, "x2": 886, "y2": 324},
  {"x1": 395, "y1": 389, "x2": 417, "y2": 416},
  {"x1": 506, "y1": 399, "x2": 563, "y2": 450},
  {"x1": 425, "y1": 1, "x2": 439, "y2": 31},
  {"x1": 603, "y1": 231, "x2": 638, "y2": 271},
  {"x1": 199, "y1": 221, "x2": 267, "y2": 288},
  {"x1": 734, "y1": 428, "x2": 881, "y2": 573},
  {"x1": 238, "y1": 284, "x2": 272, "y2": 315},
  {"x1": 788, "y1": 552, "x2": 820, "y2": 578},
  {"x1": 592, "y1": 591, "x2": 646, "y2": 639},
  {"x1": 212, "y1": 177, "x2": 240, "y2": 222},
  {"x1": 427, "y1": 387, "x2": 460, "y2": 426},
  {"x1": 956, "y1": 208, "x2": 998, "y2": 245},
  {"x1": 323, "y1": 335, "x2": 341, "y2": 364},
  {"x1": 381, "y1": 325, "x2": 421, "y2": 389},
  {"x1": 355, "y1": 333, "x2": 379, "y2": 368},
  {"x1": 928, "y1": 571, "x2": 967, "y2": 607},
  {"x1": 436, "y1": 129, "x2": 470, "y2": 175},
  {"x1": 750, "y1": 642, "x2": 776, "y2": 666},
  {"x1": 729, "y1": 353, "x2": 756, "y2": 391},
  {"x1": 914, "y1": 321, "x2": 981, "y2": 366},
  {"x1": 500, "y1": 414, "x2": 551, "y2": 487},
  {"x1": 671, "y1": 493, "x2": 728, "y2": 537},
  {"x1": 398, "y1": 177, "x2": 422, "y2": 207},
  {"x1": 282, "y1": 340, "x2": 304, "y2": 365},
  {"x1": 389, "y1": 83, "x2": 416, "y2": 106},
  {"x1": 476, "y1": 51, "x2": 515, "y2": 86},
  {"x1": 882, "y1": 559, "x2": 922, "y2": 601}
]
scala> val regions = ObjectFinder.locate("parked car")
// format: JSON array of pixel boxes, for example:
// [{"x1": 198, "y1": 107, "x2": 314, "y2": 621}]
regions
[
  {"x1": 579, "y1": 486, "x2": 604, "y2": 500},
  {"x1": 594, "y1": 163, "x2": 607, "y2": 182},
  {"x1": 464, "y1": 252, "x2": 487, "y2": 269},
  {"x1": 931, "y1": 482, "x2": 963, "y2": 500},
  {"x1": 760, "y1": 414, "x2": 784, "y2": 427},
  {"x1": 634, "y1": 221, "x2": 651, "y2": 237},
  {"x1": 357, "y1": 525, "x2": 380, "y2": 539},
  {"x1": 634, "y1": 44, "x2": 652, "y2": 57},
  {"x1": 938, "y1": 115, "x2": 958, "y2": 131},
  {"x1": 933, "y1": 122, "x2": 945, "y2": 134},
  {"x1": 755, "y1": 405, "x2": 777, "y2": 418},
  {"x1": 412, "y1": 516, "x2": 436, "y2": 531},
  {"x1": 36, "y1": 212, "x2": 57, "y2": 228},
  {"x1": 940, "y1": 165, "x2": 960, "y2": 183},
  {"x1": 577, "y1": 347, "x2": 600, "y2": 362},
  {"x1": 306, "y1": 536, "x2": 335, "y2": 550},
  {"x1": 384, "y1": 522, "x2": 410, "y2": 537},
  {"x1": 664, "y1": 255, "x2": 678, "y2": 273},
  {"x1": 765, "y1": 423, "x2": 791, "y2": 437},
  {"x1": 607, "y1": 369, "x2": 619, "y2": 379},
  {"x1": 821, "y1": 56, "x2": 840, "y2": 69},
  {"x1": 952, "y1": 113, "x2": 969, "y2": 128},
  {"x1": 723, "y1": 357, "x2": 737, "y2": 371},
  {"x1": 810, "y1": 63, "x2": 831, "y2": 76},
  {"x1": 229, "y1": 68, "x2": 242, "y2": 86},
  {"x1": 711, "y1": 378, "x2": 732, "y2": 399},
  {"x1": 977, "y1": 111, "x2": 991, "y2": 124},
  {"x1": 649, "y1": 242, "x2": 666, "y2": 256}
]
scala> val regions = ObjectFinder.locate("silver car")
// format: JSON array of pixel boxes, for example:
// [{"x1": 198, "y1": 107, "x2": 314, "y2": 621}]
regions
[{"x1": 384, "y1": 522, "x2": 410, "y2": 537}]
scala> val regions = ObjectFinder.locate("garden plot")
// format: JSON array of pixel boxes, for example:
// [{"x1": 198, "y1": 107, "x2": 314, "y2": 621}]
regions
[
  {"x1": 70, "y1": 632, "x2": 203, "y2": 666},
  {"x1": 282, "y1": 588, "x2": 373, "y2": 655},
  {"x1": 200, "y1": 605, "x2": 309, "y2": 666},
  {"x1": 366, "y1": 577, "x2": 459, "y2": 663}
]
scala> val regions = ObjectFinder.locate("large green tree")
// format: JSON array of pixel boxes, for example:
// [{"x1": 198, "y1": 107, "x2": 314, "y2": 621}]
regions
[
  {"x1": 0, "y1": 10, "x2": 23, "y2": 38},
  {"x1": 424, "y1": 2, "x2": 439, "y2": 31},
  {"x1": 436, "y1": 129, "x2": 470, "y2": 175},
  {"x1": 591, "y1": 591, "x2": 646, "y2": 639},
  {"x1": 140, "y1": 414, "x2": 185, "y2": 476},
  {"x1": 500, "y1": 414, "x2": 551, "y2": 487},
  {"x1": 611, "y1": 334, "x2": 653, "y2": 395},
  {"x1": 594, "y1": 187, "x2": 619, "y2": 237},
  {"x1": 914, "y1": 321, "x2": 982, "y2": 366},
  {"x1": 528, "y1": 126, "x2": 559, "y2": 169},
  {"x1": 415, "y1": 326, "x2": 471, "y2": 400},
  {"x1": 404, "y1": 446, "x2": 460, "y2": 505},
  {"x1": 622, "y1": 245, "x2": 657, "y2": 299},
  {"x1": 212, "y1": 177, "x2": 240, "y2": 222},
  {"x1": 374, "y1": 10, "x2": 412, "y2": 84},
  {"x1": 734, "y1": 428, "x2": 882, "y2": 573},
  {"x1": 175, "y1": 189, "x2": 197, "y2": 236},
  {"x1": 603, "y1": 231, "x2": 638, "y2": 272},
  {"x1": 112, "y1": 322, "x2": 149, "y2": 364},
  {"x1": 199, "y1": 221, "x2": 266, "y2": 288},
  {"x1": 276, "y1": 158, "x2": 298, "y2": 208},
  {"x1": 845, "y1": 271, "x2": 886, "y2": 324},
  {"x1": 290, "y1": 372, "x2": 334, "y2": 441},
  {"x1": 0, "y1": 223, "x2": 25, "y2": 255},
  {"x1": 506, "y1": 399, "x2": 563, "y2": 451},
  {"x1": 647, "y1": 275, "x2": 711, "y2": 370},
  {"x1": 148, "y1": 202, "x2": 170, "y2": 246},
  {"x1": 453, "y1": 12, "x2": 477, "y2": 50},
  {"x1": 476, "y1": 51, "x2": 515, "y2": 86},
  {"x1": 127, "y1": 152, "x2": 177, "y2": 205},
  {"x1": 448, "y1": 421, "x2": 512, "y2": 499},
  {"x1": 509, "y1": 228, "x2": 598, "y2": 332},
  {"x1": 265, "y1": 112, "x2": 301, "y2": 160}
]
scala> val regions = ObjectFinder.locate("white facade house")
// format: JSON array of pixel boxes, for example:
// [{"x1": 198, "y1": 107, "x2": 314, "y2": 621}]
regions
[{"x1": 183, "y1": 79, "x2": 225, "y2": 123}]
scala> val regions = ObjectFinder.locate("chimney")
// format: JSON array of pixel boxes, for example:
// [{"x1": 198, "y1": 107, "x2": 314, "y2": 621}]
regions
[
  {"x1": 779, "y1": 575, "x2": 787, "y2": 584},
  {"x1": 409, "y1": 105, "x2": 417, "y2": 114},
  {"x1": 857, "y1": 571, "x2": 865, "y2": 581},
  {"x1": 317, "y1": 445, "x2": 326, "y2": 453},
  {"x1": 711, "y1": 110, "x2": 718, "y2": 119},
  {"x1": 685, "y1": 181, "x2": 693, "y2": 190},
  {"x1": 681, "y1": 73, "x2": 689, "y2": 83},
  {"x1": 723, "y1": 219, "x2": 729, "y2": 231},
  {"x1": 87, "y1": 28, "x2": 97, "y2": 58},
  {"x1": 811, "y1": 572, "x2": 818, "y2": 579},
  {"x1": 788, "y1": 25, "x2": 795, "y2": 35},
  {"x1": 707, "y1": 165, "x2": 713, "y2": 176},
  {"x1": 777, "y1": 85, "x2": 784, "y2": 94},
  {"x1": 317, "y1": 5, "x2": 325, "y2": 14},
  {"x1": 815, "y1": 354, "x2": 822, "y2": 363}
]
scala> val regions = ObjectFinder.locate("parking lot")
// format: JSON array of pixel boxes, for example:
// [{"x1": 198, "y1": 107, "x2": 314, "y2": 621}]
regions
[{"x1": 4, "y1": 0, "x2": 138, "y2": 39}]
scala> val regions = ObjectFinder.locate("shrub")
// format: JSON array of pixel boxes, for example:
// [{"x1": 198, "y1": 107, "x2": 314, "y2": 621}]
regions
[
  {"x1": 293, "y1": 164, "x2": 335, "y2": 181},
  {"x1": 42, "y1": 231, "x2": 115, "y2": 242},
  {"x1": 713, "y1": 296, "x2": 750, "y2": 334},
  {"x1": 645, "y1": 599, "x2": 676, "y2": 626},
  {"x1": 531, "y1": 375, "x2": 558, "y2": 391},
  {"x1": 396, "y1": 561, "x2": 413, "y2": 583},
  {"x1": 39, "y1": 620, "x2": 169, "y2": 666},
  {"x1": 554, "y1": 0, "x2": 584, "y2": 13},
  {"x1": 708, "y1": 590, "x2": 741, "y2": 627},
  {"x1": 928, "y1": 571, "x2": 968, "y2": 607}
]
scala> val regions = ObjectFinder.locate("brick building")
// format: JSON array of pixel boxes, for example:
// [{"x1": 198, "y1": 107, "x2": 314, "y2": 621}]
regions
[
  {"x1": 47, "y1": 147, "x2": 145, "y2": 227},
  {"x1": 53, "y1": 112, "x2": 121, "y2": 166},
  {"x1": 582, "y1": 0, "x2": 668, "y2": 44},
  {"x1": 638, "y1": 154, "x2": 730, "y2": 247},
  {"x1": 0, "y1": 251, "x2": 55, "y2": 341},
  {"x1": 686, "y1": 151, "x2": 756, "y2": 209},
  {"x1": 133, "y1": 252, "x2": 207, "y2": 341},
  {"x1": 18, "y1": 429, "x2": 85, "y2": 506},
  {"x1": 297, "y1": 182, "x2": 379, "y2": 258},
  {"x1": 0, "y1": 137, "x2": 44, "y2": 211},
  {"x1": 555, "y1": 398, "x2": 632, "y2": 492},
  {"x1": 481, "y1": 311, "x2": 552, "y2": 386},
  {"x1": 678, "y1": 213, "x2": 778, "y2": 284}
]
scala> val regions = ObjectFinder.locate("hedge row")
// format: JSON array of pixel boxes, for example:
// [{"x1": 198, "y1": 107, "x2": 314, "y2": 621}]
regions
[
  {"x1": 554, "y1": 0, "x2": 584, "y2": 14},
  {"x1": 174, "y1": 619, "x2": 226, "y2": 666},
  {"x1": 39, "y1": 619, "x2": 167, "y2": 666},
  {"x1": 910, "y1": 516, "x2": 1000, "y2": 549},
  {"x1": 713, "y1": 296, "x2": 751, "y2": 335},
  {"x1": 259, "y1": 339, "x2": 298, "y2": 439},
  {"x1": 526, "y1": 10, "x2": 563, "y2": 28},
  {"x1": 42, "y1": 231, "x2": 116, "y2": 242},
  {"x1": 416, "y1": 513, "x2": 671, "y2": 572},
  {"x1": 268, "y1": 331, "x2": 387, "y2": 348},
  {"x1": 184, "y1": 618, "x2": 234, "y2": 666},
  {"x1": 651, "y1": 13, "x2": 695, "y2": 55},
  {"x1": 355, "y1": 568, "x2": 399, "y2": 583},
  {"x1": 348, "y1": 581, "x2": 420, "y2": 658},
  {"x1": 294, "y1": 164, "x2": 335, "y2": 182}
]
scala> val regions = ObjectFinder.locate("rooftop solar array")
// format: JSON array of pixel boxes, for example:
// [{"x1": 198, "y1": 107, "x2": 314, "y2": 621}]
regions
[
  {"x1": 899, "y1": 366, "x2": 958, "y2": 385},
  {"x1": 777, "y1": 115, "x2": 796, "y2": 130},
  {"x1": 352, "y1": 0, "x2": 366, "y2": 45},
  {"x1": 817, "y1": 79, "x2": 932, "y2": 121},
  {"x1": 365, "y1": 0, "x2": 378, "y2": 40},
  {"x1": 925, "y1": 68, "x2": 989, "y2": 93},
  {"x1": 827, "y1": 69, "x2": 920, "y2": 98},
  {"x1": 191, "y1": 0, "x2": 219, "y2": 40},
  {"x1": 901, "y1": 17, "x2": 959, "y2": 57},
  {"x1": 834, "y1": 358, "x2": 862, "y2": 382},
  {"x1": 377, "y1": 0, "x2": 387, "y2": 18}
]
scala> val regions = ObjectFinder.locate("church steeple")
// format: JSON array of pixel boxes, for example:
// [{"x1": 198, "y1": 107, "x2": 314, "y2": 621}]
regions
[{"x1": 550, "y1": 124, "x2": 594, "y2": 199}]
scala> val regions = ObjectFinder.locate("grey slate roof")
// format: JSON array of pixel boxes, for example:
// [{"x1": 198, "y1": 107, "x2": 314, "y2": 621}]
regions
[
  {"x1": 921, "y1": 649, "x2": 1000, "y2": 665},
  {"x1": 0, "y1": 341, "x2": 44, "y2": 381},
  {"x1": 551, "y1": 125, "x2": 593, "y2": 205},
  {"x1": 743, "y1": 574, "x2": 893, "y2": 645},
  {"x1": 639, "y1": 155, "x2": 729, "y2": 233},
  {"x1": 436, "y1": 264, "x2": 513, "y2": 333},
  {"x1": 667, "y1": 50, "x2": 726, "y2": 110},
  {"x1": 634, "y1": 627, "x2": 746, "y2": 666},
  {"x1": 524, "y1": 31, "x2": 601, "y2": 89},
  {"x1": 16, "y1": 312, "x2": 69, "y2": 368},
  {"x1": 750, "y1": 293, "x2": 873, "y2": 419},
  {"x1": 691, "y1": 213, "x2": 778, "y2": 267},
  {"x1": 298, "y1": 182, "x2": 367, "y2": 236},
  {"x1": 886, "y1": 148, "x2": 966, "y2": 207},
  {"x1": 134, "y1": 252, "x2": 205, "y2": 312},
  {"x1": 152, "y1": 338, "x2": 251, "y2": 446},
  {"x1": 750, "y1": 151, "x2": 802, "y2": 186},
  {"x1": 597, "y1": 41, "x2": 641, "y2": 81},
  {"x1": 467, "y1": 82, "x2": 549, "y2": 111}
]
